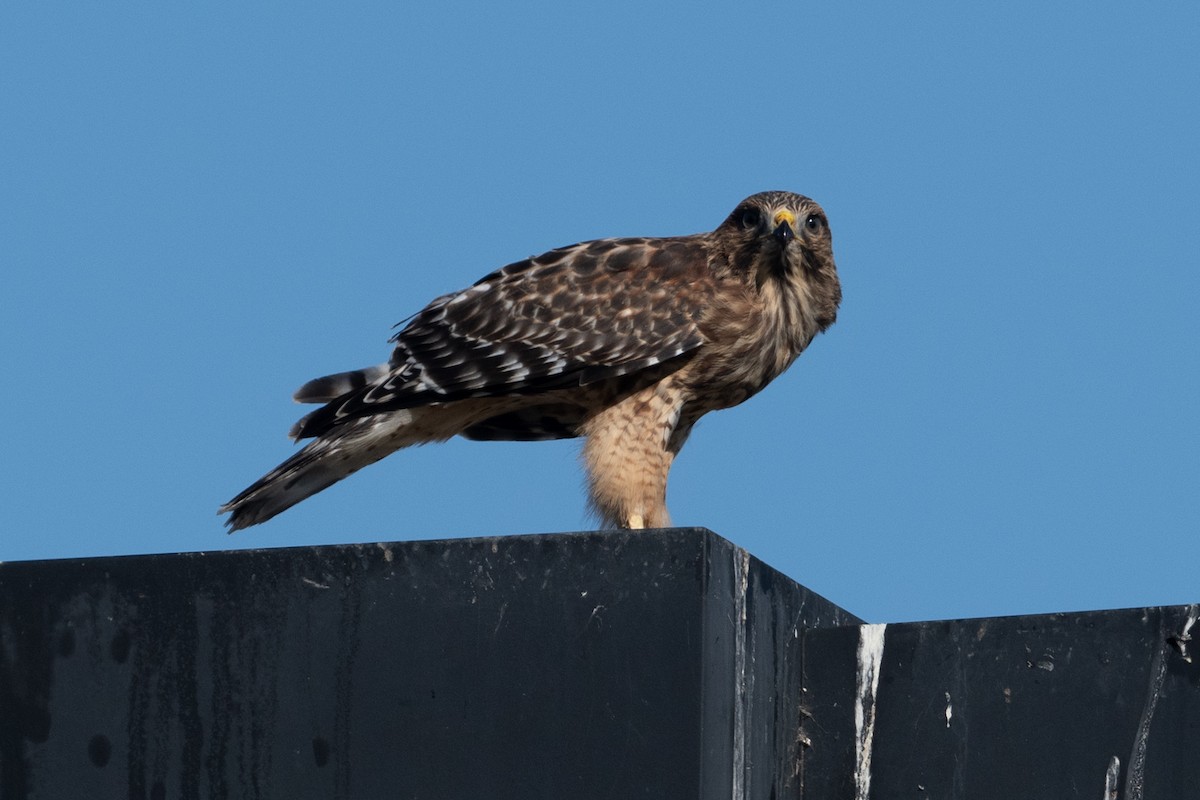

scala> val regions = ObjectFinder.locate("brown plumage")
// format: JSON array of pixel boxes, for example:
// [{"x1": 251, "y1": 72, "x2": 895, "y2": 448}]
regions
[{"x1": 220, "y1": 191, "x2": 841, "y2": 531}]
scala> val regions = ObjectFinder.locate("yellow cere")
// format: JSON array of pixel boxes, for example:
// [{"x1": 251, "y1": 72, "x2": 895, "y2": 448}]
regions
[{"x1": 773, "y1": 209, "x2": 797, "y2": 228}]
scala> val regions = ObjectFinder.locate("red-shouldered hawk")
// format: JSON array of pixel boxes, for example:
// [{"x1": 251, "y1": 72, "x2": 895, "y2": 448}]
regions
[{"x1": 220, "y1": 191, "x2": 841, "y2": 531}]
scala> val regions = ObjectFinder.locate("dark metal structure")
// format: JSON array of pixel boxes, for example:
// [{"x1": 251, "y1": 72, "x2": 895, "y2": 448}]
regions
[{"x1": 1, "y1": 529, "x2": 1197, "y2": 799}]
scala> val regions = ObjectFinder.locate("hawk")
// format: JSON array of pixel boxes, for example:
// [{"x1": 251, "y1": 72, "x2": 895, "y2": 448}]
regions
[{"x1": 220, "y1": 191, "x2": 841, "y2": 531}]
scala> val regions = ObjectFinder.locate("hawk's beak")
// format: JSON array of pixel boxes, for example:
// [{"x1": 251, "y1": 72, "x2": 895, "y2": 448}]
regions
[{"x1": 773, "y1": 210, "x2": 796, "y2": 244}]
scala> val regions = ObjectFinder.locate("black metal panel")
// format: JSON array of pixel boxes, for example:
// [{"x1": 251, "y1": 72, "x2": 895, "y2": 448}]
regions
[
  {"x1": 0, "y1": 529, "x2": 857, "y2": 800},
  {"x1": 796, "y1": 605, "x2": 1200, "y2": 800},
  {"x1": 6, "y1": 530, "x2": 1197, "y2": 800}
]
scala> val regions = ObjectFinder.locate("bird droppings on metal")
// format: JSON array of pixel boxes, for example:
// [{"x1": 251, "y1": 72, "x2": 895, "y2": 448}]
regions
[
  {"x1": 1168, "y1": 603, "x2": 1198, "y2": 663},
  {"x1": 1124, "y1": 619, "x2": 1170, "y2": 800},
  {"x1": 1103, "y1": 756, "x2": 1121, "y2": 800},
  {"x1": 944, "y1": 692, "x2": 952, "y2": 728},
  {"x1": 854, "y1": 623, "x2": 886, "y2": 800},
  {"x1": 731, "y1": 548, "x2": 750, "y2": 800}
]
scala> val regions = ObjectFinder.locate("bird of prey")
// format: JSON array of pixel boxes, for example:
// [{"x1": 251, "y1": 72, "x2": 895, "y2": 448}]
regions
[{"x1": 220, "y1": 191, "x2": 841, "y2": 531}]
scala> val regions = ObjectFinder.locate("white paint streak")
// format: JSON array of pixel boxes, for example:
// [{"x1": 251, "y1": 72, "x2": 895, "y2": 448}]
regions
[
  {"x1": 944, "y1": 692, "x2": 952, "y2": 728},
  {"x1": 854, "y1": 623, "x2": 887, "y2": 800},
  {"x1": 1102, "y1": 756, "x2": 1120, "y2": 800},
  {"x1": 1177, "y1": 604, "x2": 1199, "y2": 663},
  {"x1": 1124, "y1": 626, "x2": 1170, "y2": 800},
  {"x1": 731, "y1": 549, "x2": 750, "y2": 800}
]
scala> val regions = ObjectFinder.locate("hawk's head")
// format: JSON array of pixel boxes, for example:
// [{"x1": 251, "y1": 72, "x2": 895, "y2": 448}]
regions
[{"x1": 718, "y1": 190, "x2": 841, "y2": 329}]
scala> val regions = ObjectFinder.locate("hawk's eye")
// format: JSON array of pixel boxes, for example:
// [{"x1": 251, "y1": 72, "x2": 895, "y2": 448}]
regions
[
  {"x1": 804, "y1": 214, "x2": 824, "y2": 233},
  {"x1": 738, "y1": 208, "x2": 762, "y2": 230}
]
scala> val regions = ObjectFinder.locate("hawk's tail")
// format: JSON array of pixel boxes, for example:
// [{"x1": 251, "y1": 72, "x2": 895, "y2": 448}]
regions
[
  {"x1": 219, "y1": 411, "x2": 418, "y2": 531},
  {"x1": 292, "y1": 364, "x2": 390, "y2": 404}
]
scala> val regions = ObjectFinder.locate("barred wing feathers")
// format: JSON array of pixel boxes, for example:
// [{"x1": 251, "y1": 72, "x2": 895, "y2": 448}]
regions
[{"x1": 290, "y1": 235, "x2": 714, "y2": 441}]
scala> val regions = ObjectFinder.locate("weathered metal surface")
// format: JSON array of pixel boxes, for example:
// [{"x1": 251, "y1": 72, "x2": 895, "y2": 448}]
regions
[
  {"x1": 795, "y1": 605, "x2": 1200, "y2": 800},
  {"x1": 4, "y1": 530, "x2": 1197, "y2": 799},
  {"x1": 0, "y1": 529, "x2": 857, "y2": 799}
]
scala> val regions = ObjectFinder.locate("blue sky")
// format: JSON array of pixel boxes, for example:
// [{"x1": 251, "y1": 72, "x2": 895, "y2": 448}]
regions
[{"x1": 2, "y1": 4, "x2": 1196, "y2": 623}]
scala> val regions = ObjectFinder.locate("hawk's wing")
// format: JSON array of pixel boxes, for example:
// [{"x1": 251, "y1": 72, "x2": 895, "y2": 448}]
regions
[{"x1": 290, "y1": 235, "x2": 715, "y2": 440}]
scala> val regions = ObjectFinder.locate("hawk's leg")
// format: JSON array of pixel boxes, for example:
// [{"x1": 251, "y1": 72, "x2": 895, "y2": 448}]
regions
[{"x1": 580, "y1": 382, "x2": 686, "y2": 530}]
